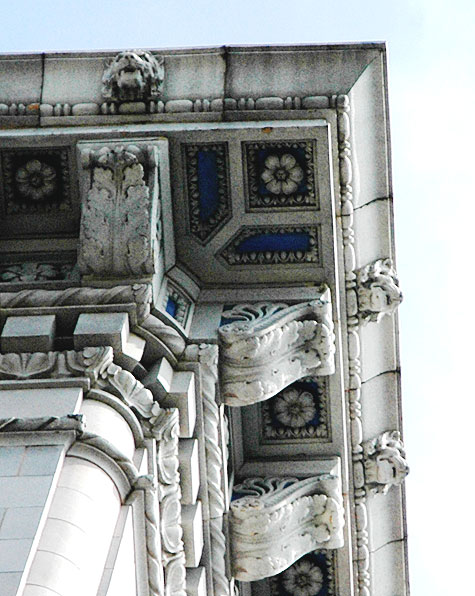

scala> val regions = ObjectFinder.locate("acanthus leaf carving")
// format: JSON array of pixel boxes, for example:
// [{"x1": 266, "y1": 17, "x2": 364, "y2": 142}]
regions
[
  {"x1": 219, "y1": 291, "x2": 335, "y2": 406},
  {"x1": 184, "y1": 343, "x2": 231, "y2": 596},
  {"x1": 229, "y1": 476, "x2": 344, "y2": 581},
  {"x1": 133, "y1": 475, "x2": 164, "y2": 596},
  {"x1": 78, "y1": 143, "x2": 160, "y2": 277},
  {"x1": 356, "y1": 258, "x2": 403, "y2": 324},
  {"x1": 148, "y1": 407, "x2": 186, "y2": 596},
  {"x1": 0, "y1": 351, "x2": 57, "y2": 379}
]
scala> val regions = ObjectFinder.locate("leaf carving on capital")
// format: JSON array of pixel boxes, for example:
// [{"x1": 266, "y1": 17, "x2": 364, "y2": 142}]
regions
[
  {"x1": 229, "y1": 476, "x2": 344, "y2": 581},
  {"x1": 219, "y1": 291, "x2": 335, "y2": 406},
  {"x1": 0, "y1": 347, "x2": 156, "y2": 419},
  {"x1": 78, "y1": 143, "x2": 159, "y2": 277},
  {"x1": 0, "y1": 351, "x2": 57, "y2": 379},
  {"x1": 356, "y1": 258, "x2": 403, "y2": 324}
]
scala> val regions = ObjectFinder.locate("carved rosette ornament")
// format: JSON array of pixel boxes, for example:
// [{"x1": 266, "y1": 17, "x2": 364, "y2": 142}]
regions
[
  {"x1": 361, "y1": 431, "x2": 409, "y2": 495},
  {"x1": 102, "y1": 50, "x2": 165, "y2": 102},
  {"x1": 78, "y1": 143, "x2": 160, "y2": 277},
  {"x1": 229, "y1": 476, "x2": 344, "y2": 581},
  {"x1": 219, "y1": 292, "x2": 335, "y2": 406},
  {"x1": 356, "y1": 258, "x2": 402, "y2": 324}
]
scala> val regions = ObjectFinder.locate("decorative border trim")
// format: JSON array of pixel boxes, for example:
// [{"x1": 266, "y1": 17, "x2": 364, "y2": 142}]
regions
[
  {"x1": 0, "y1": 95, "x2": 331, "y2": 118},
  {"x1": 334, "y1": 93, "x2": 371, "y2": 596}
]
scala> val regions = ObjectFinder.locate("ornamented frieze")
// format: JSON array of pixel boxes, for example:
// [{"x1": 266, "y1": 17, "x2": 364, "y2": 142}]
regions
[
  {"x1": 0, "y1": 95, "x2": 331, "y2": 119},
  {"x1": 1, "y1": 148, "x2": 72, "y2": 214},
  {"x1": 78, "y1": 142, "x2": 160, "y2": 277},
  {"x1": 243, "y1": 140, "x2": 318, "y2": 210},
  {"x1": 182, "y1": 142, "x2": 232, "y2": 244},
  {"x1": 0, "y1": 262, "x2": 79, "y2": 283},
  {"x1": 261, "y1": 378, "x2": 330, "y2": 442},
  {"x1": 219, "y1": 295, "x2": 335, "y2": 406},
  {"x1": 102, "y1": 50, "x2": 165, "y2": 103},
  {"x1": 219, "y1": 226, "x2": 320, "y2": 266},
  {"x1": 229, "y1": 476, "x2": 344, "y2": 581}
]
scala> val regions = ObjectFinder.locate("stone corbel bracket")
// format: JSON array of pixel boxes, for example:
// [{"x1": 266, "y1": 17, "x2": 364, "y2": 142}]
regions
[
  {"x1": 218, "y1": 289, "x2": 335, "y2": 406},
  {"x1": 77, "y1": 140, "x2": 162, "y2": 278},
  {"x1": 229, "y1": 474, "x2": 344, "y2": 581}
]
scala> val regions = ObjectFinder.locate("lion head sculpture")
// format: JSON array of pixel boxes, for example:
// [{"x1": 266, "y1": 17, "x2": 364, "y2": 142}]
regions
[
  {"x1": 102, "y1": 50, "x2": 165, "y2": 102},
  {"x1": 356, "y1": 258, "x2": 402, "y2": 324},
  {"x1": 363, "y1": 430, "x2": 409, "y2": 495}
]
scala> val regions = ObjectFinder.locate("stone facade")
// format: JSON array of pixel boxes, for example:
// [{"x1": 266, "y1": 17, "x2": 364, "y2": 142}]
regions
[{"x1": 0, "y1": 44, "x2": 408, "y2": 596}]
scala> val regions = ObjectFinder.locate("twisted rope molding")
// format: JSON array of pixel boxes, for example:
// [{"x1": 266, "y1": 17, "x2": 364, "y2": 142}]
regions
[{"x1": 0, "y1": 283, "x2": 185, "y2": 357}]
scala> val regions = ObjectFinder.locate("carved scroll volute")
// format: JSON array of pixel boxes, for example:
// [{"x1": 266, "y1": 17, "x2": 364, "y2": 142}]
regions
[
  {"x1": 78, "y1": 142, "x2": 160, "y2": 278},
  {"x1": 218, "y1": 291, "x2": 335, "y2": 406},
  {"x1": 229, "y1": 476, "x2": 344, "y2": 581}
]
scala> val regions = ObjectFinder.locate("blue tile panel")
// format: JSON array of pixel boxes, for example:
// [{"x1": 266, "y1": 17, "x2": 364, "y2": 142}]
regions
[
  {"x1": 183, "y1": 143, "x2": 232, "y2": 244},
  {"x1": 196, "y1": 150, "x2": 220, "y2": 222},
  {"x1": 165, "y1": 297, "x2": 177, "y2": 318},
  {"x1": 236, "y1": 232, "x2": 311, "y2": 254},
  {"x1": 219, "y1": 226, "x2": 320, "y2": 266}
]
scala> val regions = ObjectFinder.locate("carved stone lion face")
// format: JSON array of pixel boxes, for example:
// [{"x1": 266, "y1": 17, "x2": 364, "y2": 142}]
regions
[
  {"x1": 363, "y1": 431, "x2": 409, "y2": 494},
  {"x1": 102, "y1": 50, "x2": 164, "y2": 102},
  {"x1": 357, "y1": 258, "x2": 403, "y2": 323}
]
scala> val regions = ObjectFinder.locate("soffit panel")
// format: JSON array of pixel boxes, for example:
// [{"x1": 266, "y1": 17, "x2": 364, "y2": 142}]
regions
[{"x1": 168, "y1": 119, "x2": 339, "y2": 288}]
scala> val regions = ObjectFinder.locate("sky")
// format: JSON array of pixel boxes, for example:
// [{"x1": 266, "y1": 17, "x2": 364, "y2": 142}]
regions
[{"x1": 2, "y1": 0, "x2": 475, "y2": 593}]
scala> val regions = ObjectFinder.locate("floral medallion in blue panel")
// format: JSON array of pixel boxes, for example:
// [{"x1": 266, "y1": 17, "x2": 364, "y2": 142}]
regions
[
  {"x1": 219, "y1": 225, "x2": 320, "y2": 266},
  {"x1": 1, "y1": 148, "x2": 72, "y2": 214},
  {"x1": 243, "y1": 140, "x2": 318, "y2": 210},
  {"x1": 261, "y1": 377, "x2": 330, "y2": 442},
  {"x1": 183, "y1": 143, "x2": 232, "y2": 244},
  {"x1": 267, "y1": 551, "x2": 337, "y2": 596}
]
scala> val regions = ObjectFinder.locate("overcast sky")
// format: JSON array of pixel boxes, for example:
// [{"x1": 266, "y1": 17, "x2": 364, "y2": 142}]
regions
[{"x1": 2, "y1": 1, "x2": 474, "y2": 593}]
